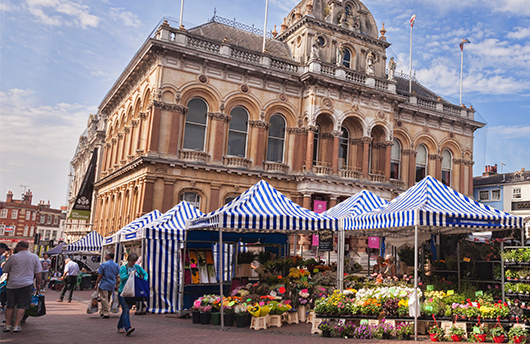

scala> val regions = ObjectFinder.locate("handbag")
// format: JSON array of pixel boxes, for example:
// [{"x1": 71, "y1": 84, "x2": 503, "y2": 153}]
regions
[
  {"x1": 25, "y1": 293, "x2": 46, "y2": 317},
  {"x1": 121, "y1": 266, "x2": 149, "y2": 301}
]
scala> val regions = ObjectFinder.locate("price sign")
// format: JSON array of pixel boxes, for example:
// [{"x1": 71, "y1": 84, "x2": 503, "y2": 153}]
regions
[
  {"x1": 389, "y1": 288, "x2": 396, "y2": 294},
  {"x1": 447, "y1": 290, "x2": 454, "y2": 295},
  {"x1": 313, "y1": 269, "x2": 319, "y2": 273},
  {"x1": 463, "y1": 257, "x2": 471, "y2": 262},
  {"x1": 425, "y1": 305, "x2": 433, "y2": 312},
  {"x1": 475, "y1": 291, "x2": 483, "y2": 297},
  {"x1": 427, "y1": 285, "x2": 434, "y2": 291},
  {"x1": 318, "y1": 228, "x2": 334, "y2": 252},
  {"x1": 360, "y1": 319, "x2": 369, "y2": 325},
  {"x1": 301, "y1": 276, "x2": 308, "y2": 282},
  {"x1": 190, "y1": 263, "x2": 197, "y2": 268}
]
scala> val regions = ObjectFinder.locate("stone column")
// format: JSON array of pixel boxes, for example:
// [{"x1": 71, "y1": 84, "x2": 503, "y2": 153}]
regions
[
  {"x1": 329, "y1": 196, "x2": 338, "y2": 208},
  {"x1": 146, "y1": 104, "x2": 161, "y2": 154},
  {"x1": 429, "y1": 154, "x2": 442, "y2": 180},
  {"x1": 467, "y1": 160, "x2": 474, "y2": 196},
  {"x1": 454, "y1": 159, "x2": 464, "y2": 193},
  {"x1": 208, "y1": 112, "x2": 231, "y2": 164},
  {"x1": 167, "y1": 104, "x2": 187, "y2": 156},
  {"x1": 303, "y1": 194, "x2": 312, "y2": 210},
  {"x1": 305, "y1": 126, "x2": 317, "y2": 172},
  {"x1": 384, "y1": 141, "x2": 393, "y2": 182},
  {"x1": 141, "y1": 177, "x2": 156, "y2": 214},
  {"x1": 403, "y1": 149, "x2": 417, "y2": 187},
  {"x1": 287, "y1": 127, "x2": 308, "y2": 173},
  {"x1": 137, "y1": 111, "x2": 149, "y2": 153},
  {"x1": 331, "y1": 130, "x2": 341, "y2": 175},
  {"x1": 361, "y1": 137, "x2": 372, "y2": 179},
  {"x1": 209, "y1": 184, "x2": 221, "y2": 212},
  {"x1": 162, "y1": 178, "x2": 176, "y2": 212},
  {"x1": 249, "y1": 120, "x2": 269, "y2": 169}
]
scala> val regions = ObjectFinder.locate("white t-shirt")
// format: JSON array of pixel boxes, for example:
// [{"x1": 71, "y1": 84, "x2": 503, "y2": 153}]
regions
[
  {"x1": 3, "y1": 250, "x2": 42, "y2": 289},
  {"x1": 64, "y1": 260, "x2": 80, "y2": 276},
  {"x1": 41, "y1": 258, "x2": 52, "y2": 272}
]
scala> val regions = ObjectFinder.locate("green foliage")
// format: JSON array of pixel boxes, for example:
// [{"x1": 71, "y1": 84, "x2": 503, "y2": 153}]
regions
[
  {"x1": 237, "y1": 251, "x2": 256, "y2": 264},
  {"x1": 398, "y1": 246, "x2": 415, "y2": 266}
]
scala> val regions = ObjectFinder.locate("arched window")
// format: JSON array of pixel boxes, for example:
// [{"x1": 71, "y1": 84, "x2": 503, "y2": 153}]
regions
[
  {"x1": 183, "y1": 98, "x2": 208, "y2": 151},
  {"x1": 391, "y1": 140, "x2": 401, "y2": 179},
  {"x1": 224, "y1": 196, "x2": 238, "y2": 205},
  {"x1": 266, "y1": 115, "x2": 286, "y2": 163},
  {"x1": 180, "y1": 192, "x2": 201, "y2": 210},
  {"x1": 227, "y1": 107, "x2": 248, "y2": 157},
  {"x1": 345, "y1": 5, "x2": 352, "y2": 15},
  {"x1": 441, "y1": 149, "x2": 452, "y2": 186},
  {"x1": 339, "y1": 127, "x2": 349, "y2": 169},
  {"x1": 312, "y1": 124, "x2": 321, "y2": 165},
  {"x1": 415, "y1": 144, "x2": 428, "y2": 182},
  {"x1": 343, "y1": 49, "x2": 351, "y2": 68}
]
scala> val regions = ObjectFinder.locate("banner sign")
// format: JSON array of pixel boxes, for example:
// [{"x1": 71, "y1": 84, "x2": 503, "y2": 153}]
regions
[
  {"x1": 318, "y1": 228, "x2": 334, "y2": 252},
  {"x1": 70, "y1": 148, "x2": 98, "y2": 220},
  {"x1": 444, "y1": 216, "x2": 501, "y2": 227},
  {"x1": 313, "y1": 200, "x2": 327, "y2": 214},
  {"x1": 368, "y1": 237, "x2": 380, "y2": 249}
]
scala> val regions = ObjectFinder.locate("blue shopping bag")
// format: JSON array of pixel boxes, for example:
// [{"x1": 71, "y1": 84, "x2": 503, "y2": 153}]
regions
[{"x1": 133, "y1": 275, "x2": 149, "y2": 300}]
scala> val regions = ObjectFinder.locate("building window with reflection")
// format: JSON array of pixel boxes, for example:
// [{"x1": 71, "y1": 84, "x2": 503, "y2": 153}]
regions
[
  {"x1": 390, "y1": 140, "x2": 401, "y2": 179},
  {"x1": 441, "y1": 149, "x2": 452, "y2": 186},
  {"x1": 339, "y1": 127, "x2": 349, "y2": 169},
  {"x1": 312, "y1": 124, "x2": 321, "y2": 166},
  {"x1": 183, "y1": 98, "x2": 208, "y2": 151},
  {"x1": 415, "y1": 144, "x2": 428, "y2": 182},
  {"x1": 342, "y1": 49, "x2": 351, "y2": 68},
  {"x1": 180, "y1": 192, "x2": 201, "y2": 210},
  {"x1": 227, "y1": 107, "x2": 248, "y2": 157},
  {"x1": 266, "y1": 115, "x2": 286, "y2": 163}
]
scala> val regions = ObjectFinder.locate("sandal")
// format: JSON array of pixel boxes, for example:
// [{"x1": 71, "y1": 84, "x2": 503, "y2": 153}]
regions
[{"x1": 118, "y1": 328, "x2": 125, "y2": 333}]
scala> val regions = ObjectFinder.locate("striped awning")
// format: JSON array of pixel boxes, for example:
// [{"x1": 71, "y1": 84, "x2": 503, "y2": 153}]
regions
[
  {"x1": 118, "y1": 210, "x2": 162, "y2": 242},
  {"x1": 323, "y1": 190, "x2": 389, "y2": 218},
  {"x1": 66, "y1": 231, "x2": 103, "y2": 252},
  {"x1": 187, "y1": 180, "x2": 338, "y2": 232},
  {"x1": 343, "y1": 175, "x2": 524, "y2": 233}
]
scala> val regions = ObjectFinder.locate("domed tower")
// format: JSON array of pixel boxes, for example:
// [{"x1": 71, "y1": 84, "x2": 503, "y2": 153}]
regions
[{"x1": 277, "y1": 0, "x2": 390, "y2": 79}]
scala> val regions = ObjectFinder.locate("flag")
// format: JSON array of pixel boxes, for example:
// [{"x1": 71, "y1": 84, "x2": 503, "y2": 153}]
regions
[
  {"x1": 410, "y1": 14, "x2": 416, "y2": 28},
  {"x1": 460, "y1": 38, "x2": 471, "y2": 51},
  {"x1": 5, "y1": 226, "x2": 14, "y2": 232},
  {"x1": 69, "y1": 147, "x2": 98, "y2": 220}
]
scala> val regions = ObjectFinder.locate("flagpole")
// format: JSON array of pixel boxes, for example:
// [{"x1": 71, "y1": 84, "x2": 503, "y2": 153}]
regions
[
  {"x1": 460, "y1": 47, "x2": 464, "y2": 106},
  {"x1": 179, "y1": 0, "x2": 185, "y2": 29},
  {"x1": 262, "y1": 0, "x2": 269, "y2": 53},
  {"x1": 409, "y1": 17, "x2": 414, "y2": 94}
]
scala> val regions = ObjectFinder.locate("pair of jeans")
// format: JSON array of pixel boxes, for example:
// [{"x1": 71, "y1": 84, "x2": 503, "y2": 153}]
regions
[
  {"x1": 59, "y1": 276, "x2": 77, "y2": 301},
  {"x1": 117, "y1": 294, "x2": 131, "y2": 331}
]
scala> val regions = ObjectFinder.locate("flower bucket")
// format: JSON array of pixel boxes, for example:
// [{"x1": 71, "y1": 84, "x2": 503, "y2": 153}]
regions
[
  {"x1": 474, "y1": 334, "x2": 487, "y2": 342},
  {"x1": 200, "y1": 312, "x2": 211, "y2": 325},
  {"x1": 451, "y1": 335, "x2": 462, "y2": 342},
  {"x1": 211, "y1": 312, "x2": 221, "y2": 325},
  {"x1": 322, "y1": 329, "x2": 331, "y2": 338},
  {"x1": 430, "y1": 334, "x2": 440, "y2": 342},
  {"x1": 493, "y1": 336, "x2": 505, "y2": 343},
  {"x1": 513, "y1": 336, "x2": 526, "y2": 343},
  {"x1": 236, "y1": 315, "x2": 247, "y2": 328},
  {"x1": 223, "y1": 313, "x2": 234, "y2": 327},
  {"x1": 192, "y1": 311, "x2": 201, "y2": 324},
  {"x1": 383, "y1": 333, "x2": 392, "y2": 340}
]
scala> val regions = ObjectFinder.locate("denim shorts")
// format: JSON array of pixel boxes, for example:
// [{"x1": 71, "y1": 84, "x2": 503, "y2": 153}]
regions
[{"x1": 6, "y1": 284, "x2": 34, "y2": 309}]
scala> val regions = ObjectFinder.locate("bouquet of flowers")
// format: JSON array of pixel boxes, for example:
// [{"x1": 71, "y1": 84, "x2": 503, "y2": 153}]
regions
[
  {"x1": 298, "y1": 288, "x2": 311, "y2": 306},
  {"x1": 234, "y1": 303, "x2": 248, "y2": 316},
  {"x1": 396, "y1": 322, "x2": 414, "y2": 339}
]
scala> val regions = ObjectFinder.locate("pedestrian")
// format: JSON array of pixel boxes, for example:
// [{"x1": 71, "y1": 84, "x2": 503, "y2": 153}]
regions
[
  {"x1": 2, "y1": 241, "x2": 41, "y2": 332},
  {"x1": 95, "y1": 252, "x2": 119, "y2": 319},
  {"x1": 0, "y1": 244, "x2": 12, "y2": 313},
  {"x1": 0, "y1": 243, "x2": 11, "y2": 268},
  {"x1": 40, "y1": 253, "x2": 51, "y2": 292},
  {"x1": 117, "y1": 252, "x2": 147, "y2": 336},
  {"x1": 57, "y1": 258, "x2": 79, "y2": 303}
]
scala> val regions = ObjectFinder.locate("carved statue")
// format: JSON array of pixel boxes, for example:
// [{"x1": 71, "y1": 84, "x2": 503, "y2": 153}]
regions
[
  {"x1": 366, "y1": 51, "x2": 375, "y2": 75},
  {"x1": 388, "y1": 57, "x2": 396, "y2": 81},
  {"x1": 310, "y1": 37, "x2": 320, "y2": 60},
  {"x1": 336, "y1": 43, "x2": 344, "y2": 66}
]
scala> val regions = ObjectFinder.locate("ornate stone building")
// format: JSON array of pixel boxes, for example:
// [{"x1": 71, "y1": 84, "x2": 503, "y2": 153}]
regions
[{"x1": 91, "y1": 0, "x2": 484, "y2": 251}]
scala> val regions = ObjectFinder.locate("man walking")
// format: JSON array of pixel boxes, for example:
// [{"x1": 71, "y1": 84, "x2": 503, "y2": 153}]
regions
[
  {"x1": 57, "y1": 258, "x2": 79, "y2": 303},
  {"x1": 95, "y1": 252, "x2": 119, "y2": 318},
  {"x1": 2, "y1": 241, "x2": 41, "y2": 332},
  {"x1": 40, "y1": 253, "x2": 51, "y2": 291}
]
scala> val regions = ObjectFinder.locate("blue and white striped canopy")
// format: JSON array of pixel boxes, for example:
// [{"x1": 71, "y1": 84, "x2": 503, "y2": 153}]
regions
[
  {"x1": 187, "y1": 180, "x2": 338, "y2": 232},
  {"x1": 126, "y1": 201, "x2": 204, "y2": 242},
  {"x1": 323, "y1": 190, "x2": 389, "y2": 218},
  {"x1": 66, "y1": 230, "x2": 103, "y2": 252},
  {"x1": 343, "y1": 175, "x2": 523, "y2": 232},
  {"x1": 118, "y1": 210, "x2": 162, "y2": 242}
]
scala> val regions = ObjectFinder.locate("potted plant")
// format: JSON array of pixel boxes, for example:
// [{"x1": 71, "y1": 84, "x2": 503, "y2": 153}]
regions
[
  {"x1": 234, "y1": 304, "x2": 248, "y2": 328},
  {"x1": 396, "y1": 322, "x2": 414, "y2": 340},
  {"x1": 318, "y1": 321, "x2": 333, "y2": 338},
  {"x1": 448, "y1": 325, "x2": 466, "y2": 342},
  {"x1": 508, "y1": 326, "x2": 528, "y2": 344},
  {"x1": 429, "y1": 325, "x2": 445, "y2": 342},
  {"x1": 379, "y1": 319, "x2": 395, "y2": 339},
  {"x1": 472, "y1": 324, "x2": 488, "y2": 342},
  {"x1": 191, "y1": 298, "x2": 201, "y2": 324},
  {"x1": 199, "y1": 305, "x2": 212, "y2": 325},
  {"x1": 223, "y1": 304, "x2": 235, "y2": 326},
  {"x1": 491, "y1": 326, "x2": 506, "y2": 343}
]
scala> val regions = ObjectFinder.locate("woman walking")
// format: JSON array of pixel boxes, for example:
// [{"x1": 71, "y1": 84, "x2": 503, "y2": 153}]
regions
[{"x1": 117, "y1": 253, "x2": 147, "y2": 336}]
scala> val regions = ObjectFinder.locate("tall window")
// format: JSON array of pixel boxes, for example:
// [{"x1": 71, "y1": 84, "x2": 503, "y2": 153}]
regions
[
  {"x1": 25, "y1": 211, "x2": 31, "y2": 220},
  {"x1": 227, "y1": 107, "x2": 248, "y2": 157},
  {"x1": 54, "y1": 216, "x2": 59, "y2": 225},
  {"x1": 266, "y1": 115, "x2": 286, "y2": 163},
  {"x1": 32, "y1": 212, "x2": 36, "y2": 221},
  {"x1": 339, "y1": 127, "x2": 349, "y2": 169},
  {"x1": 415, "y1": 144, "x2": 428, "y2": 182},
  {"x1": 183, "y1": 98, "x2": 208, "y2": 151},
  {"x1": 391, "y1": 140, "x2": 401, "y2": 179},
  {"x1": 180, "y1": 192, "x2": 201, "y2": 209},
  {"x1": 343, "y1": 49, "x2": 351, "y2": 68},
  {"x1": 491, "y1": 189, "x2": 501, "y2": 201},
  {"x1": 47, "y1": 215, "x2": 52, "y2": 225},
  {"x1": 40, "y1": 215, "x2": 45, "y2": 224},
  {"x1": 0, "y1": 209, "x2": 7, "y2": 218},
  {"x1": 23, "y1": 226, "x2": 29, "y2": 236},
  {"x1": 441, "y1": 149, "x2": 452, "y2": 186},
  {"x1": 11, "y1": 209, "x2": 18, "y2": 219},
  {"x1": 312, "y1": 124, "x2": 321, "y2": 165}
]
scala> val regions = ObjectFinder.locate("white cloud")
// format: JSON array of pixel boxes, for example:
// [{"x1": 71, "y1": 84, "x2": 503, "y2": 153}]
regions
[
  {"x1": 0, "y1": 89, "x2": 95, "y2": 207},
  {"x1": 488, "y1": 125, "x2": 530, "y2": 138},
  {"x1": 24, "y1": 0, "x2": 100, "y2": 29},
  {"x1": 507, "y1": 26, "x2": 530, "y2": 40},
  {"x1": 109, "y1": 8, "x2": 141, "y2": 28}
]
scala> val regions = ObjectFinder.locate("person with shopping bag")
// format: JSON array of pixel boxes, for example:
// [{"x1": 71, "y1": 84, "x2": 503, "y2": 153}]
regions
[
  {"x1": 117, "y1": 253, "x2": 147, "y2": 336},
  {"x1": 94, "y1": 252, "x2": 119, "y2": 319}
]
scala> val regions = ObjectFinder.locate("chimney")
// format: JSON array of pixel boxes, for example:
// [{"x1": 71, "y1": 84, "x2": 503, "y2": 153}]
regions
[
  {"x1": 483, "y1": 165, "x2": 499, "y2": 176},
  {"x1": 23, "y1": 190, "x2": 33, "y2": 205},
  {"x1": 6, "y1": 190, "x2": 13, "y2": 203}
]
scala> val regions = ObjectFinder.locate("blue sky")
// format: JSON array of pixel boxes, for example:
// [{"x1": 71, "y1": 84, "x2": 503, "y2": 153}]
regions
[{"x1": 0, "y1": 0, "x2": 529, "y2": 208}]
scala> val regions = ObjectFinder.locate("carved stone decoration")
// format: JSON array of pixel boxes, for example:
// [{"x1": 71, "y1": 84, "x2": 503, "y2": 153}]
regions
[
  {"x1": 190, "y1": 180, "x2": 196, "y2": 187},
  {"x1": 198, "y1": 75, "x2": 208, "y2": 83},
  {"x1": 152, "y1": 88, "x2": 162, "y2": 100},
  {"x1": 207, "y1": 112, "x2": 231, "y2": 122},
  {"x1": 175, "y1": 91, "x2": 181, "y2": 104},
  {"x1": 423, "y1": 126, "x2": 430, "y2": 133},
  {"x1": 234, "y1": 184, "x2": 240, "y2": 192},
  {"x1": 249, "y1": 120, "x2": 270, "y2": 129},
  {"x1": 321, "y1": 133, "x2": 334, "y2": 140},
  {"x1": 219, "y1": 102, "x2": 225, "y2": 112},
  {"x1": 396, "y1": 120, "x2": 402, "y2": 127},
  {"x1": 307, "y1": 125, "x2": 319, "y2": 133},
  {"x1": 150, "y1": 100, "x2": 188, "y2": 113},
  {"x1": 260, "y1": 111, "x2": 265, "y2": 121},
  {"x1": 352, "y1": 104, "x2": 359, "y2": 111},
  {"x1": 279, "y1": 93, "x2": 287, "y2": 102},
  {"x1": 429, "y1": 154, "x2": 443, "y2": 161},
  {"x1": 331, "y1": 130, "x2": 342, "y2": 137},
  {"x1": 377, "y1": 111, "x2": 386, "y2": 120},
  {"x1": 513, "y1": 168, "x2": 526, "y2": 181},
  {"x1": 361, "y1": 136, "x2": 373, "y2": 144},
  {"x1": 155, "y1": 166, "x2": 168, "y2": 174},
  {"x1": 124, "y1": 126, "x2": 131, "y2": 134},
  {"x1": 322, "y1": 97, "x2": 333, "y2": 108},
  {"x1": 240, "y1": 84, "x2": 249, "y2": 93},
  {"x1": 138, "y1": 111, "x2": 149, "y2": 119},
  {"x1": 286, "y1": 127, "x2": 308, "y2": 135},
  {"x1": 449, "y1": 132, "x2": 454, "y2": 138},
  {"x1": 349, "y1": 138, "x2": 363, "y2": 145},
  {"x1": 402, "y1": 149, "x2": 417, "y2": 157},
  {"x1": 366, "y1": 51, "x2": 376, "y2": 75}
]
